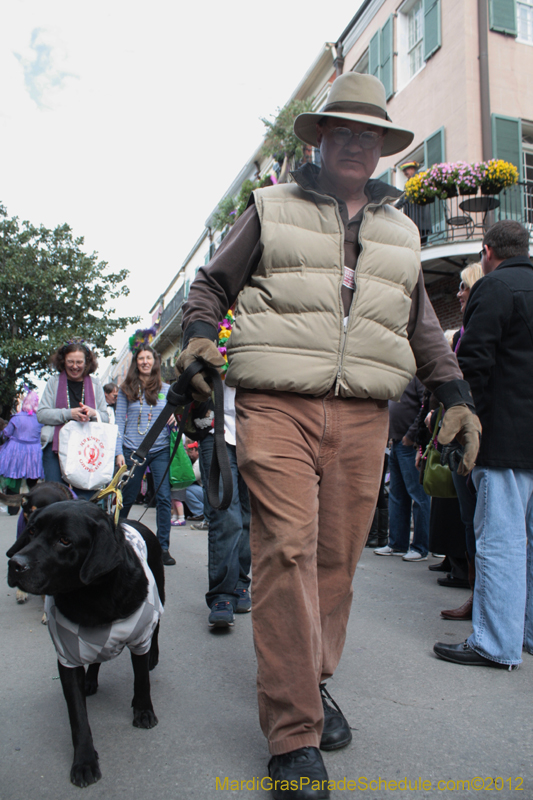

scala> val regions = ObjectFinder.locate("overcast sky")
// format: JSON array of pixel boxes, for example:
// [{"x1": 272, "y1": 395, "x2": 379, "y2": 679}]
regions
[{"x1": 1, "y1": 0, "x2": 363, "y2": 376}]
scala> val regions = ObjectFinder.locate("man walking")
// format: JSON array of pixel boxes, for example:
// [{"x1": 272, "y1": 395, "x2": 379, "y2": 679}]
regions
[
  {"x1": 178, "y1": 72, "x2": 480, "y2": 798},
  {"x1": 434, "y1": 220, "x2": 533, "y2": 670}
]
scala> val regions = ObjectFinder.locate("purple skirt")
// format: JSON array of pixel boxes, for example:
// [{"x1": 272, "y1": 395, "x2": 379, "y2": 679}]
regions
[{"x1": 0, "y1": 439, "x2": 45, "y2": 480}]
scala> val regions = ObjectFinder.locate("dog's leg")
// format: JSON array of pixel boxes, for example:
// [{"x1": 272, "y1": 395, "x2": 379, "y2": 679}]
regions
[
  {"x1": 41, "y1": 595, "x2": 48, "y2": 625},
  {"x1": 148, "y1": 622, "x2": 160, "y2": 671},
  {"x1": 84, "y1": 663, "x2": 101, "y2": 696},
  {"x1": 57, "y1": 661, "x2": 102, "y2": 787},
  {"x1": 131, "y1": 652, "x2": 158, "y2": 729},
  {"x1": 16, "y1": 589, "x2": 28, "y2": 604}
]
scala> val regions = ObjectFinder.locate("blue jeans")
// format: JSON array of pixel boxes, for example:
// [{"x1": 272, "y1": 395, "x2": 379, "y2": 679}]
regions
[
  {"x1": 42, "y1": 443, "x2": 95, "y2": 501},
  {"x1": 452, "y1": 466, "x2": 477, "y2": 560},
  {"x1": 388, "y1": 441, "x2": 430, "y2": 555},
  {"x1": 199, "y1": 436, "x2": 251, "y2": 610},
  {"x1": 468, "y1": 467, "x2": 533, "y2": 665},
  {"x1": 172, "y1": 483, "x2": 204, "y2": 516},
  {"x1": 119, "y1": 447, "x2": 172, "y2": 551}
]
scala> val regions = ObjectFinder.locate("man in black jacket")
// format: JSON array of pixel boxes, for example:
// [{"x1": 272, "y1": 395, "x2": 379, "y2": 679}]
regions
[{"x1": 434, "y1": 220, "x2": 533, "y2": 669}]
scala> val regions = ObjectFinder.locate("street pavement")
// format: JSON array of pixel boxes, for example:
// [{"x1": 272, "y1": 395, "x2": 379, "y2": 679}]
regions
[{"x1": 1, "y1": 504, "x2": 531, "y2": 800}]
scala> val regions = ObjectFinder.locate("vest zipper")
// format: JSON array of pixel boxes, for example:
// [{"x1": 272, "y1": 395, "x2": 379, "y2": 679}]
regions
[{"x1": 335, "y1": 202, "x2": 378, "y2": 396}]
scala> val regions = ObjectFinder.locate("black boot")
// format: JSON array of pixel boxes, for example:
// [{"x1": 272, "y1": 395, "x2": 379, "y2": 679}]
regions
[
  {"x1": 376, "y1": 507, "x2": 389, "y2": 547},
  {"x1": 365, "y1": 509, "x2": 379, "y2": 547}
]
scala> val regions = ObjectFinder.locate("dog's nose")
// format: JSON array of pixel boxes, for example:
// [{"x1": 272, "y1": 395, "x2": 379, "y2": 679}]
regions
[{"x1": 8, "y1": 555, "x2": 30, "y2": 574}]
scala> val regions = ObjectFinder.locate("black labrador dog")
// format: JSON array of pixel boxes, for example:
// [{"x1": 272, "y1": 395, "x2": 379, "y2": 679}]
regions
[{"x1": 6, "y1": 500, "x2": 165, "y2": 788}]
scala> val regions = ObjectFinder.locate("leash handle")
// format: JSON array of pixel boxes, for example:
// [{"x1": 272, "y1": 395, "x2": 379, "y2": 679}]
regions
[{"x1": 133, "y1": 357, "x2": 233, "y2": 521}]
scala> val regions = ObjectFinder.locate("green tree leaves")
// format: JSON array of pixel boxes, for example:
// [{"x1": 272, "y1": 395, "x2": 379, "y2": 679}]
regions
[{"x1": 0, "y1": 204, "x2": 139, "y2": 415}]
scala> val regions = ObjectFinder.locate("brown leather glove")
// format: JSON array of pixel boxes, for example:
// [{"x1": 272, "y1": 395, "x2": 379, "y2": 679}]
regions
[
  {"x1": 176, "y1": 338, "x2": 226, "y2": 402},
  {"x1": 438, "y1": 404, "x2": 482, "y2": 475}
]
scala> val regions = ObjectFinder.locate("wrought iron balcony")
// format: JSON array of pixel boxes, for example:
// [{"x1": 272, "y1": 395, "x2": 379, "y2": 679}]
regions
[{"x1": 399, "y1": 181, "x2": 533, "y2": 247}]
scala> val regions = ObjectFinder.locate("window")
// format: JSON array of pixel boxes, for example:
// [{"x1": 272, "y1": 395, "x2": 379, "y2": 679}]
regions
[
  {"x1": 517, "y1": 0, "x2": 533, "y2": 42},
  {"x1": 408, "y1": 1, "x2": 424, "y2": 77},
  {"x1": 522, "y1": 127, "x2": 533, "y2": 223},
  {"x1": 396, "y1": 144, "x2": 425, "y2": 189},
  {"x1": 397, "y1": 0, "x2": 441, "y2": 90},
  {"x1": 353, "y1": 51, "x2": 369, "y2": 74}
]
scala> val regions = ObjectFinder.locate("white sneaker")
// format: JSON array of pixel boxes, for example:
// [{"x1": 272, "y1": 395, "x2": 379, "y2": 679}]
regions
[
  {"x1": 374, "y1": 545, "x2": 407, "y2": 556},
  {"x1": 402, "y1": 548, "x2": 428, "y2": 561}
]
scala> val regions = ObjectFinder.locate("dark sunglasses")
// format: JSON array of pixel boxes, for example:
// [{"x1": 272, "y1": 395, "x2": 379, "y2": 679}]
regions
[
  {"x1": 330, "y1": 127, "x2": 384, "y2": 150},
  {"x1": 458, "y1": 281, "x2": 467, "y2": 292},
  {"x1": 479, "y1": 247, "x2": 486, "y2": 260}
]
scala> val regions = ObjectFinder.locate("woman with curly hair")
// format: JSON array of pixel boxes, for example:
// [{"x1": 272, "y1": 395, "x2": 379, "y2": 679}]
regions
[
  {"x1": 37, "y1": 342, "x2": 108, "y2": 500},
  {"x1": 115, "y1": 344, "x2": 175, "y2": 566},
  {"x1": 0, "y1": 390, "x2": 45, "y2": 514}
]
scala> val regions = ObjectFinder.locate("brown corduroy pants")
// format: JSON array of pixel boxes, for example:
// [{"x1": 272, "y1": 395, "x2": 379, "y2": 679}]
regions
[{"x1": 235, "y1": 388, "x2": 389, "y2": 755}]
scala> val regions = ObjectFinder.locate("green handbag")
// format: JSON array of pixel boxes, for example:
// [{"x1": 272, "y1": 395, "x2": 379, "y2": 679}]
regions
[
  {"x1": 169, "y1": 431, "x2": 195, "y2": 489},
  {"x1": 421, "y1": 407, "x2": 457, "y2": 499}
]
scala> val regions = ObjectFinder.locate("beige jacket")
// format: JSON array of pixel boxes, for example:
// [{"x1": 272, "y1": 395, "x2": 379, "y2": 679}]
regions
[{"x1": 226, "y1": 182, "x2": 421, "y2": 401}]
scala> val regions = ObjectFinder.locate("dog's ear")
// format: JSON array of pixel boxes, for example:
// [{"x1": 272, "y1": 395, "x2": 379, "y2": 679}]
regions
[
  {"x1": 6, "y1": 528, "x2": 32, "y2": 558},
  {"x1": 79, "y1": 514, "x2": 124, "y2": 585}
]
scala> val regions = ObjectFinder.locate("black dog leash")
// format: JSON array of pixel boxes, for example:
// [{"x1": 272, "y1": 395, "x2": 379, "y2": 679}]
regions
[{"x1": 122, "y1": 359, "x2": 233, "y2": 513}]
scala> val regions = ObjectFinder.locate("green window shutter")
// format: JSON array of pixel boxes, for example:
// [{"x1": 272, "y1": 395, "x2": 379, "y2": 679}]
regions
[
  {"x1": 489, "y1": 0, "x2": 517, "y2": 35},
  {"x1": 424, "y1": 127, "x2": 445, "y2": 167},
  {"x1": 380, "y1": 16, "x2": 394, "y2": 99},
  {"x1": 424, "y1": 0, "x2": 441, "y2": 60},
  {"x1": 369, "y1": 30, "x2": 381, "y2": 80},
  {"x1": 492, "y1": 114, "x2": 522, "y2": 174},
  {"x1": 492, "y1": 113, "x2": 522, "y2": 219}
]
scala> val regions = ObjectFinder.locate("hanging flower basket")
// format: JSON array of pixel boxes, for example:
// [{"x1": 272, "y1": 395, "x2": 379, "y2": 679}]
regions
[
  {"x1": 427, "y1": 163, "x2": 458, "y2": 200},
  {"x1": 404, "y1": 171, "x2": 439, "y2": 205},
  {"x1": 478, "y1": 159, "x2": 519, "y2": 195},
  {"x1": 442, "y1": 185, "x2": 458, "y2": 198}
]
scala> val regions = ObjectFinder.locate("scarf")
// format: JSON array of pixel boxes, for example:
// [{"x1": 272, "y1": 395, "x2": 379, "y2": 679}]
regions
[{"x1": 52, "y1": 372, "x2": 96, "y2": 453}]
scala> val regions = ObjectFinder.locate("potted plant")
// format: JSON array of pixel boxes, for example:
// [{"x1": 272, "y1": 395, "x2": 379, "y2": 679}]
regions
[
  {"x1": 427, "y1": 162, "x2": 458, "y2": 199},
  {"x1": 404, "y1": 171, "x2": 439, "y2": 204},
  {"x1": 455, "y1": 161, "x2": 480, "y2": 195},
  {"x1": 479, "y1": 159, "x2": 519, "y2": 195}
]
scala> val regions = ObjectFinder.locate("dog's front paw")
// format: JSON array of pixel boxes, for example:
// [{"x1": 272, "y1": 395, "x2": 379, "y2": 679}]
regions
[
  {"x1": 41, "y1": 611, "x2": 48, "y2": 625},
  {"x1": 16, "y1": 589, "x2": 28, "y2": 604},
  {"x1": 132, "y1": 708, "x2": 158, "y2": 729},
  {"x1": 70, "y1": 754, "x2": 101, "y2": 787}
]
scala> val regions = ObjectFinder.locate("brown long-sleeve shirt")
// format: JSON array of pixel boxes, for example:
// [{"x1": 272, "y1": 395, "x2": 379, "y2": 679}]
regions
[{"x1": 182, "y1": 171, "x2": 465, "y2": 400}]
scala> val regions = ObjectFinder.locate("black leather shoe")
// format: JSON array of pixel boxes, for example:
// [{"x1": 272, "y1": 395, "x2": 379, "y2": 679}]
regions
[
  {"x1": 433, "y1": 640, "x2": 516, "y2": 669},
  {"x1": 162, "y1": 550, "x2": 176, "y2": 566},
  {"x1": 268, "y1": 747, "x2": 329, "y2": 799},
  {"x1": 437, "y1": 573, "x2": 470, "y2": 588},
  {"x1": 319, "y1": 684, "x2": 352, "y2": 751},
  {"x1": 428, "y1": 557, "x2": 450, "y2": 572}
]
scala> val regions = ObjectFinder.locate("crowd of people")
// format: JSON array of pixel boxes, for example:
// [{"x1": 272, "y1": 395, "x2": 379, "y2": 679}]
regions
[{"x1": 2, "y1": 70, "x2": 531, "y2": 800}]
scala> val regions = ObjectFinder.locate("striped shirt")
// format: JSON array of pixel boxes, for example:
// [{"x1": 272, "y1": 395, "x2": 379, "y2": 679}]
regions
[{"x1": 114, "y1": 383, "x2": 170, "y2": 456}]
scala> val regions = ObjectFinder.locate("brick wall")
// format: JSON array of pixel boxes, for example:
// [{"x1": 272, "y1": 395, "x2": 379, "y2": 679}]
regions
[{"x1": 426, "y1": 274, "x2": 463, "y2": 333}]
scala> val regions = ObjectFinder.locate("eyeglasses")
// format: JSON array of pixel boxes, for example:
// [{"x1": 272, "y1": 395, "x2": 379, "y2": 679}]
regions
[
  {"x1": 329, "y1": 127, "x2": 384, "y2": 150},
  {"x1": 458, "y1": 281, "x2": 466, "y2": 292},
  {"x1": 479, "y1": 247, "x2": 486, "y2": 260}
]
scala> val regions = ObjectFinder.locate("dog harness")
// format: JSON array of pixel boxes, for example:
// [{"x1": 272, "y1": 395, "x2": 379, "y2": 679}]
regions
[{"x1": 45, "y1": 524, "x2": 163, "y2": 669}]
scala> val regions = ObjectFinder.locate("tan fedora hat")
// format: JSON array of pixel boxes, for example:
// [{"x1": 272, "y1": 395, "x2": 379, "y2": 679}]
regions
[{"x1": 294, "y1": 72, "x2": 414, "y2": 157}]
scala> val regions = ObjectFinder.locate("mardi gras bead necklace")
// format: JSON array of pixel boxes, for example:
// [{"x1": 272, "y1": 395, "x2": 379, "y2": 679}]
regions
[
  {"x1": 218, "y1": 308, "x2": 234, "y2": 379},
  {"x1": 137, "y1": 389, "x2": 154, "y2": 434}
]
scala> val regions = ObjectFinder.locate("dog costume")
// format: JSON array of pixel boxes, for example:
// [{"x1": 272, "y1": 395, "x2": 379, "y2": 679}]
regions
[{"x1": 45, "y1": 524, "x2": 163, "y2": 668}]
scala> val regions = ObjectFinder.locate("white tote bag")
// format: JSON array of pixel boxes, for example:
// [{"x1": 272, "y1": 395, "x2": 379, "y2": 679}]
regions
[{"x1": 58, "y1": 417, "x2": 118, "y2": 490}]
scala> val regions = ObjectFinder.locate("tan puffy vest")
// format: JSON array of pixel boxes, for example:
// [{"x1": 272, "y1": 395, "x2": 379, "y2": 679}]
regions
[{"x1": 225, "y1": 182, "x2": 421, "y2": 400}]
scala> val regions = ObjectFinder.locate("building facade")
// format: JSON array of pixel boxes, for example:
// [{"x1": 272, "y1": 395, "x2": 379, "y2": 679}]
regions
[{"x1": 143, "y1": 0, "x2": 533, "y2": 366}]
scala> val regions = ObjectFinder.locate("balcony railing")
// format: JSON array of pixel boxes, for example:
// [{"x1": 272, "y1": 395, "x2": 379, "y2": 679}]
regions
[
  {"x1": 159, "y1": 284, "x2": 185, "y2": 330},
  {"x1": 400, "y1": 181, "x2": 533, "y2": 246}
]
